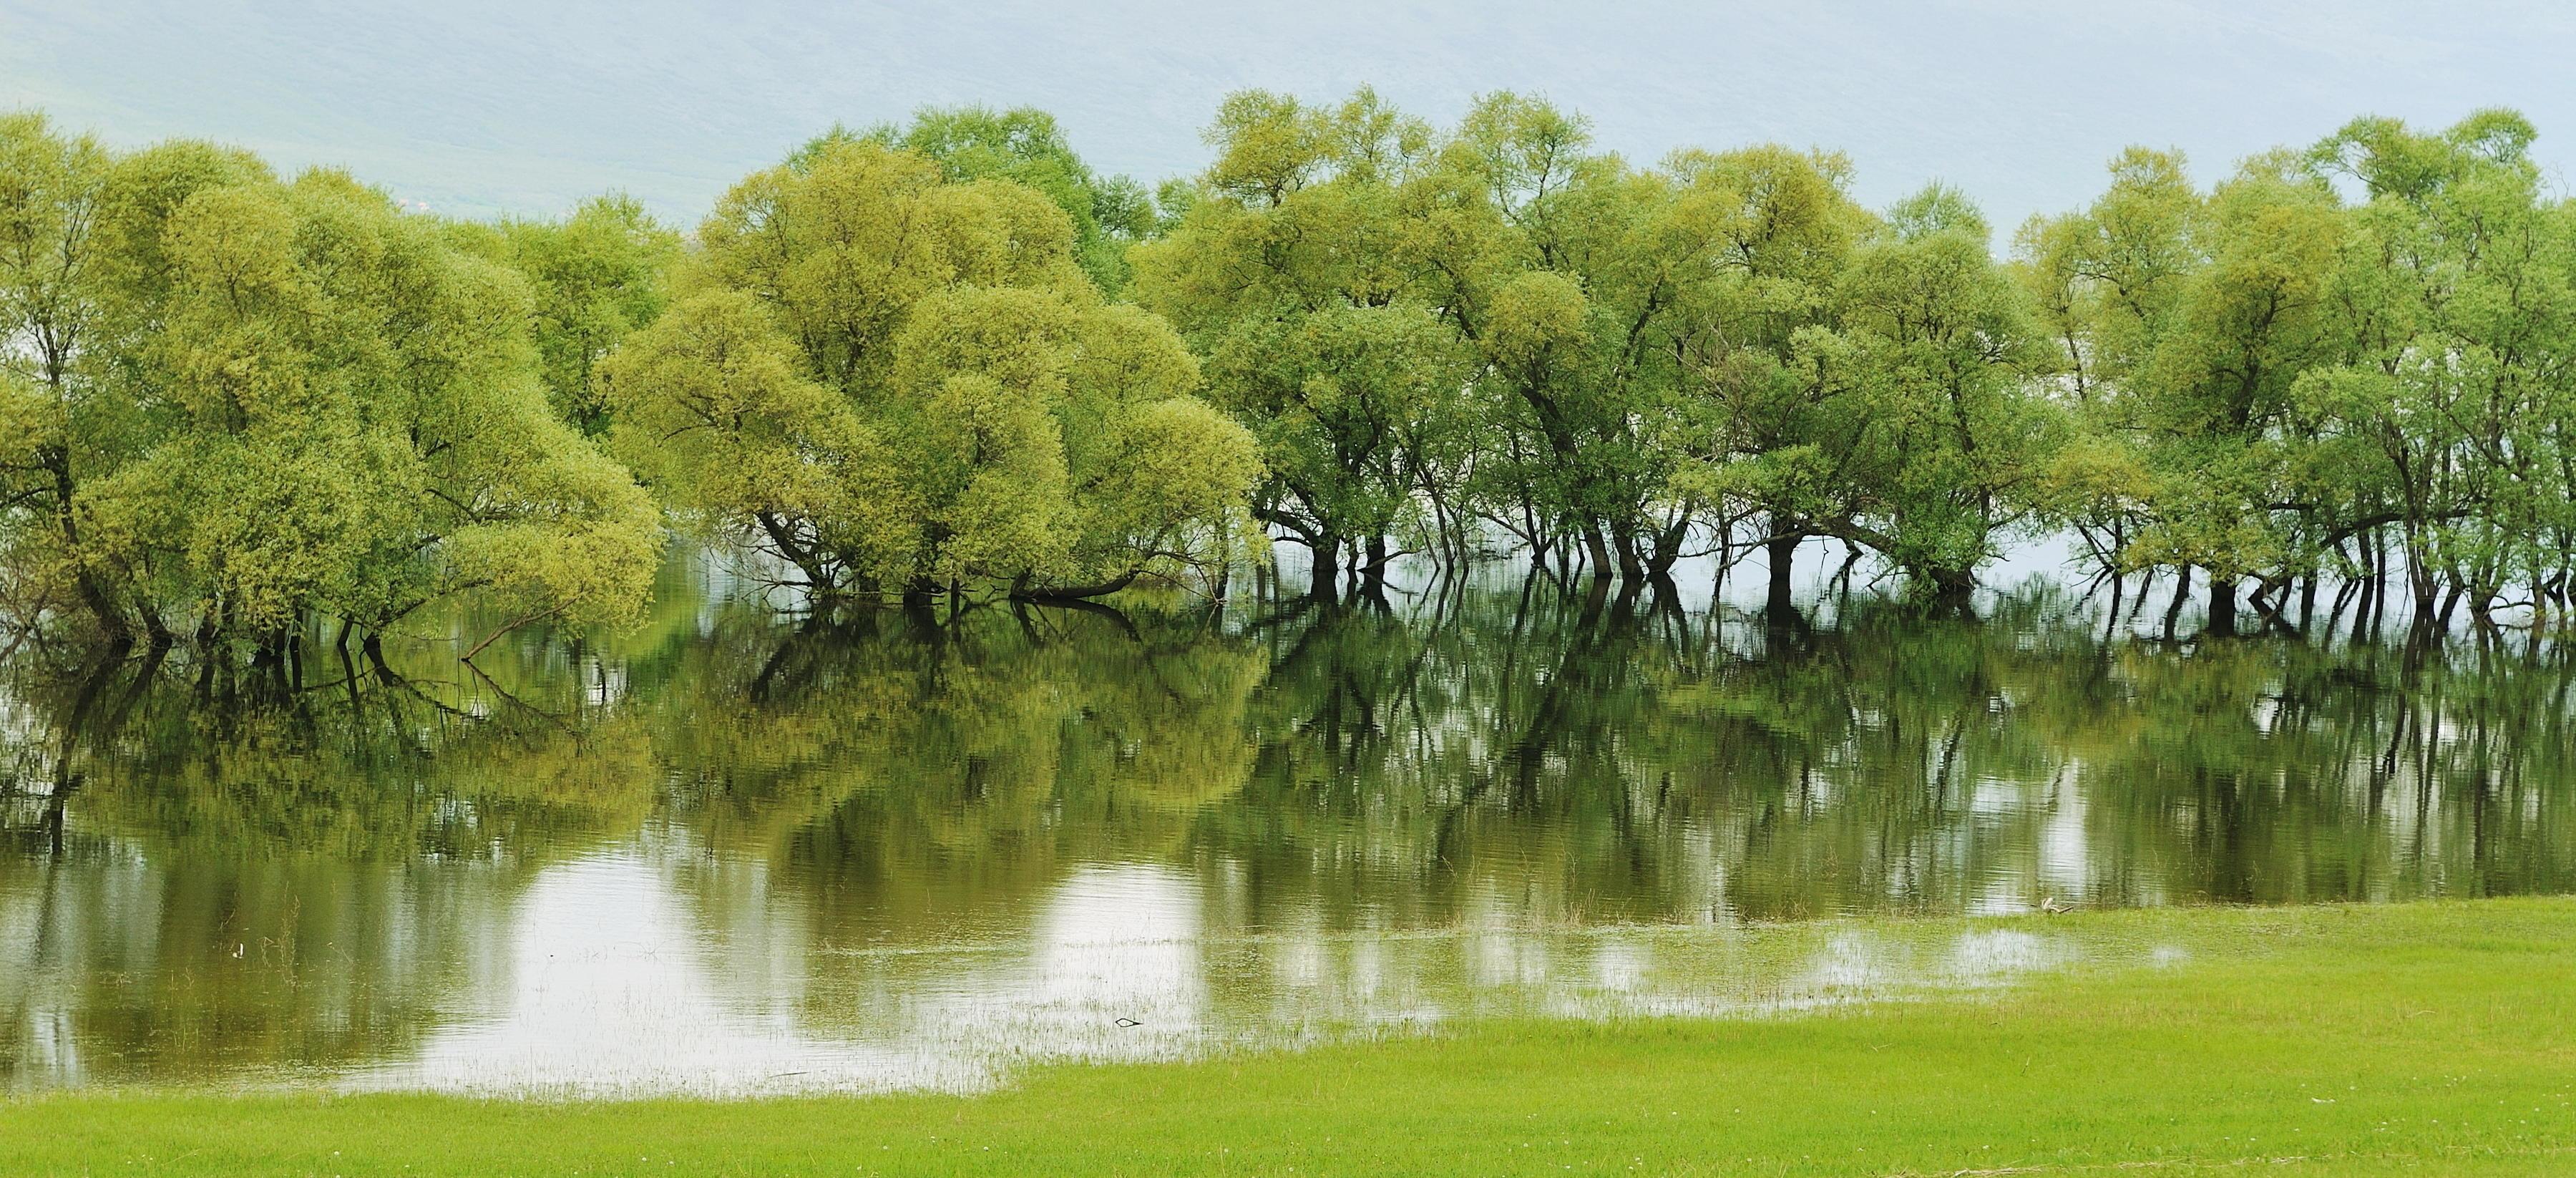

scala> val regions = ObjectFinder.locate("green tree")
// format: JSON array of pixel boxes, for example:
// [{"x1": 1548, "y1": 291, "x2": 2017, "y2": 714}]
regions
[
  {"x1": 2020, "y1": 147, "x2": 2347, "y2": 633},
  {"x1": 2016, "y1": 149, "x2": 2201, "y2": 592},
  {"x1": 603, "y1": 137, "x2": 1260, "y2": 603},
  {"x1": 454, "y1": 194, "x2": 679, "y2": 434},
  {"x1": 1133, "y1": 89, "x2": 1480, "y2": 592},
  {"x1": 1820, "y1": 185, "x2": 2056, "y2": 598},
  {"x1": 1, "y1": 114, "x2": 662, "y2": 654},
  {"x1": 799, "y1": 106, "x2": 1157, "y2": 295},
  {"x1": 0, "y1": 112, "x2": 133, "y2": 638},
  {"x1": 2299, "y1": 110, "x2": 2576, "y2": 628}
]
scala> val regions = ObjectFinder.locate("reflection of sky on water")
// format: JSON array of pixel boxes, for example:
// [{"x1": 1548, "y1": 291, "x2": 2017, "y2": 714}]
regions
[
  {"x1": 334, "y1": 845, "x2": 2086, "y2": 1099},
  {"x1": 344, "y1": 853, "x2": 1237, "y2": 1096},
  {"x1": 347, "y1": 852, "x2": 950, "y2": 1097}
]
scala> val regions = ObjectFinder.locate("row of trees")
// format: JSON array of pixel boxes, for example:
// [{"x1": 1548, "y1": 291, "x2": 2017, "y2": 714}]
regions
[
  {"x1": 2026, "y1": 112, "x2": 2576, "y2": 634},
  {"x1": 0, "y1": 108, "x2": 1260, "y2": 656},
  {"x1": 1139, "y1": 92, "x2": 2576, "y2": 630},
  {"x1": 1138, "y1": 90, "x2": 2042, "y2": 603},
  {"x1": 8, "y1": 95, "x2": 2575, "y2": 654}
]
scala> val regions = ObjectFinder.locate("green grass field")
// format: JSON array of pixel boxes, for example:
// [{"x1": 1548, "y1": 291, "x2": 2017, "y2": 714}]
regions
[{"x1": 8, "y1": 899, "x2": 2574, "y2": 1177}]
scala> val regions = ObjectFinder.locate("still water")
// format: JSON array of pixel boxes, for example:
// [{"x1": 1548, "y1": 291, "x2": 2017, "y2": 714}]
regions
[{"x1": 2, "y1": 553, "x2": 2571, "y2": 1095}]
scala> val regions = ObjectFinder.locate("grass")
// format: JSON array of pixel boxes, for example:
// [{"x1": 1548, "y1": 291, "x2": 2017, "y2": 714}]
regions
[{"x1": 6, "y1": 898, "x2": 2575, "y2": 1176}]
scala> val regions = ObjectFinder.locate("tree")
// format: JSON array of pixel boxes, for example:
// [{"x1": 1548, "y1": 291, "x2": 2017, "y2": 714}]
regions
[
  {"x1": 1133, "y1": 89, "x2": 1480, "y2": 593},
  {"x1": 603, "y1": 136, "x2": 1261, "y2": 603},
  {"x1": 0, "y1": 112, "x2": 132, "y2": 639},
  {"x1": 2017, "y1": 148, "x2": 2202, "y2": 598},
  {"x1": 2124, "y1": 152, "x2": 2346, "y2": 631},
  {"x1": 799, "y1": 106, "x2": 1158, "y2": 296},
  {"x1": 2298, "y1": 110, "x2": 2576, "y2": 629},
  {"x1": 1822, "y1": 185, "x2": 2056, "y2": 599},
  {"x1": 454, "y1": 195, "x2": 679, "y2": 435},
  {"x1": 1646, "y1": 142, "x2": 1878, "y2": 605},
  {"x1": 2021, "y1": 109, "x2": 2576, "y2": 636},
  {"x1": 1, "y1": 114, "x2": 662, "y2": 654},
  {"x1": 2019, "y1": 147, "x2": 2347, "y2": 633},
  {"x1": 1420, "y1": 93, "x2": 1700, "y2": 583}
]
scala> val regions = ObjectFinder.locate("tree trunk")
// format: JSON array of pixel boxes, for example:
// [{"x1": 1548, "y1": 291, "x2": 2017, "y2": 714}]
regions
[
  {"x1": 1766, "y1": 532, "x2": 1801, "y2": 616},
  {"x1": 1614, "y1": 527, "x2": 1644, "y2": 583},
  {"x1": 1309, "y1": 533, "x2": 1342, "y2": 598},
  {"x1": 47, "y1": 451, "x2": 127, "y2": 644},
  {"x1": 2161, "y1": 564, "x2": 2192, "y2": 641},
  {"x1": 2205, "y1": 572, "x2": 2238, "y2": 636},
  {"x1": 2406, "y1": 535, "x2": 2438, "y2": 622},
  {"x1": 1644, "y1": 514, "x2": 1689, "y2": 580},
  {"x1": 1204, "y1": 514, "x2": 1231, "y2": 603},
  {"x1": 1581, "y1": 525, "x2": 1612, "y2": 580},
  {"x1": 1013, "y1": 569, "x2": 1143, "y2": 601},
  {"x1": 1922, "y1": 565, "x2": 1976, "y2": 605},
  {"x1": 1360, "y1": 535, "x2": 1390, "y2": 599},
  {"x1": 755, "y1": 511, "x2": 837, "y2": 597}
]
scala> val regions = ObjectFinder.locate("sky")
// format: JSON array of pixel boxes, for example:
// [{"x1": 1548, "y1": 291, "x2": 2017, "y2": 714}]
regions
[{"x1": 5, "y1": 1, "x2": 2572, "y2": 236}]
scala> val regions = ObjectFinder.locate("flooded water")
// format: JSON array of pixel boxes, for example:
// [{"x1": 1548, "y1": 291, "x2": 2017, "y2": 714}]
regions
[{"x1": 3, "y1": 552, "x2": 2572, "y2": 1095}]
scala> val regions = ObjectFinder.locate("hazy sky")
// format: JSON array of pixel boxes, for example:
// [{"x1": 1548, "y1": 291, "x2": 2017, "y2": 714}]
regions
[{"x1": 6, "y1": 1, "x2": 2571, "y2": 235}]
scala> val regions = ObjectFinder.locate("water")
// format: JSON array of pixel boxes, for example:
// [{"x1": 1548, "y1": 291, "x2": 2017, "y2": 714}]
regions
[{"x1": 2, "y1": 552, "x2": 2571, "y2": 1096}]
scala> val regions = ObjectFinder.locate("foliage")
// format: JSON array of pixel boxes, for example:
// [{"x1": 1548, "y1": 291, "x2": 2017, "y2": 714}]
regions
[
  {"x1": 14, "y1": 98, "x2": 2576, "y2": 640},
  {"x1": 1141, "y1": 90, "x2": 2051, "y2": 600},
  {"x1": 799, "y1": 105, "x2": 1159, "y2": 295},
  {"x1": 2019, "y1": 109, "x2": 2576, "y2": 632},
  {"x1": 1133, "y1": 89, "x2": 1478, "y2": 580},
  {"x1": 0, "y1": 112, "x2": 661, "y2": 652},
  {"x1": 451, "y1": 195, "x2": 680, "y2": 434},
  {"x1": 601, "y1": 137, "x2": 1260, "y2": 599}
]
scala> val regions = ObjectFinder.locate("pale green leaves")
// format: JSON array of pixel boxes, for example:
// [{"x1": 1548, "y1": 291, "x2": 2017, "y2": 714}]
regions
[
  {"x1": 605, "y1": 135, "x2": 1262, "y2": 598},
  {"x1": 0, "y1": 115, "x2": 663, "y2": 643}
]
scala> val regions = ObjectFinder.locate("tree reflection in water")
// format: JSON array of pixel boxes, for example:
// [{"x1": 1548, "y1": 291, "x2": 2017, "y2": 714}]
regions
[{"x1": 2, "y1": 556, "x2": 2572, "y2": 1092}]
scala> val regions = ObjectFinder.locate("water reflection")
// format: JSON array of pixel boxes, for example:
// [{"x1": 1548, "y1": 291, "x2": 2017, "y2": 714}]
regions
[
  {"x1": 2, "y1": 557, "x2": 2572, "y2": 1093},
  {"x1": 349, "y1": 844, "x2": 952, "y2": 1098}
]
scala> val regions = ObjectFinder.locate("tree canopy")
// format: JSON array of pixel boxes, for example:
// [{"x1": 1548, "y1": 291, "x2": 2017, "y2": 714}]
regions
[
  {"x1": 598, "y1": 135, "x2": 1262, "y2": 602},
  {"x1": 10, "y1": 96, "x2": 2576, "y2": 651},
  {"x1": 0, "y1": 112, "x2": 663, "y2": 656},
  {"x1": 1139, "y1": 89, "x2": 2051, "y2": 608}
]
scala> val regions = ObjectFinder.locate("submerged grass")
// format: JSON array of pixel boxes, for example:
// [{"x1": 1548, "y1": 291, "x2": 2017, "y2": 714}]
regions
[{"x1": 7, "y1": 898, "x2": 2575, "y2": 1176}]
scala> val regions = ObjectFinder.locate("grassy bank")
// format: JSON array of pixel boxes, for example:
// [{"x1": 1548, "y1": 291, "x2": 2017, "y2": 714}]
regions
[{"x1": 7, "y1": 899, "x2": 2575, "y2": 1177}]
